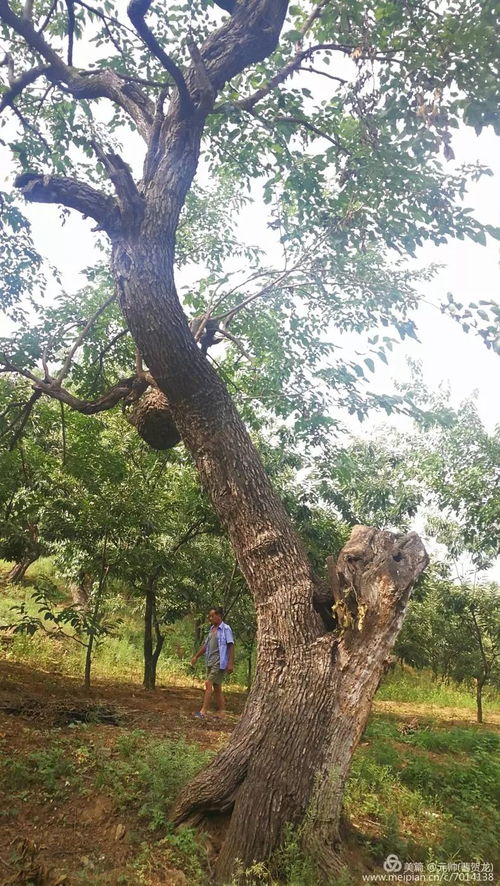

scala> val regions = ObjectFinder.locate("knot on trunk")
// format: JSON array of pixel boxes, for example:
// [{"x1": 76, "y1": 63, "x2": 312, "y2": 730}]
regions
[{"x1": 127, "y1": 388, "x2": 181, "y2": 450}]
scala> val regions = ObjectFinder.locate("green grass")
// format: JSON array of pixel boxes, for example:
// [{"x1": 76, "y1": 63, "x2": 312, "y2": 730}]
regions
[
  {"x1": 0, "y1": 741, "x2": 79, "y2": 805},
  {"x1": 91, "y1": 731, "x2": 212, "y2": 831},
  {"x1": 345, "y1": 714, "x2": 500, "y2": 869},
  {"x1": 1, "y1": 564, "x2": 499, "y2": 885},
  {"x1": 377, "y1": 666, "x2": 499, "y2": 710}
]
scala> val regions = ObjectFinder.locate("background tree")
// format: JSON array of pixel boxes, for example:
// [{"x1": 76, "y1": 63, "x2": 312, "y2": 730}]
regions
[
  {"x1": 397, "y1": 572, "x2": 500, "y2": 723},
  {"x1": 0, "y1": 0, "x2": 498, "y2": 880}
]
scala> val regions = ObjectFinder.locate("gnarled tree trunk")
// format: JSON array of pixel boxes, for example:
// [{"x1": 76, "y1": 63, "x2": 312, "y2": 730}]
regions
[
  {"x1": 172, "y1": 527, "x2": 427, "y2": 882},
  {"x1": 69, "y1": 571, "x2": 92, "y2": 610}
]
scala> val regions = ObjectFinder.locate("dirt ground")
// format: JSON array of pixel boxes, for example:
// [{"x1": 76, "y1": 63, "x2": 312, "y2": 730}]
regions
[{"x1": 0, "y1": 659, "x2": 246, "y2": 886}]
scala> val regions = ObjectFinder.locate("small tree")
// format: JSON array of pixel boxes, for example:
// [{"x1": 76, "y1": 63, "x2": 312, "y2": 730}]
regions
[{"x1": 8, "y1": 570, "x2": 118, "y2": 689}]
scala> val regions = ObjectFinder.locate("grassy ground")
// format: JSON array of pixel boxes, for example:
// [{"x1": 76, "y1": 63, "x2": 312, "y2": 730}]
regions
[{"x1": 1, "y1": 566, "x2": 499, "y2": 885}]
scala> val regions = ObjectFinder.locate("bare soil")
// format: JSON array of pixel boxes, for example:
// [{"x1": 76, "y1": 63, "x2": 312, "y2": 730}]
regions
[{"x1": 0, "y1": 659, "x2": 245, "y2": 886}]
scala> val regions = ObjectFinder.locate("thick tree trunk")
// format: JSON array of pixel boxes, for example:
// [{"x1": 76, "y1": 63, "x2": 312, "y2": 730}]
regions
[
  {"x1": 143, "y1": 578, "x2": 164, "y2": 690},
  {"x1": 109, "y1": 200, "x2": 428, "y2": 881},
  {"x1": 246, "y1": 638, "x2": 254, "y2": 692},
  {"x1": 19, "y1": 0, "x2": 424, "y2": 873},
  {"x1": 172, "y1": 528, "x2": 427, "y2": 882},
  {"x1": 104, "y1": 94, "x2": 430, "y2": 876}
]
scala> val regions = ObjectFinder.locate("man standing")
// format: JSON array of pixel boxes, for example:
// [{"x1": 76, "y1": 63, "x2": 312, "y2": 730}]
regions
[{"x1": 191, "y1": 607, "x2": 234, "y2": 719}]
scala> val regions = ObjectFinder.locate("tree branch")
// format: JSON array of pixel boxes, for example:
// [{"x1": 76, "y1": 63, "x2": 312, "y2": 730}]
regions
[
  {"x1": 91, "y1": 140, "x2": 144, "y2": 229},
  {"x1": 0, "y1": 0, "x2": 154, "y2": 139},
  {"x1": 212, "y1": 0, "x2": 236, "y2": 12},
  {"x1": 89, "y1": 328, "x2": 129, "y2": 391},
  {"x1": 274, "y1": 114, "x2": 349, "y2": 153},
  {"x1": 56, "y1": 293, "x2": 116, "y2": 384},
  {"x1": 0, "y1": 353, "x2": 145, "y2": 416},
  {"x1": 0, "y1": 63, "x2": 51, "y2": 112},
  {"x1": 298, "y1": 65, "x2": 347, "y2": 85},
  {"x1": 14, "y1": 172, "x2": 122, "y2": 237},
  {"x1": 38, "y1": 0, "x2": 59, "y2": 34},
  {"x1": 169, "y1": 519, "x2": 208, "y2": 556},
  {"x1": 10, "y1": 104, "x2": 52, "y2": 151},
  {"x1": 0, "y1": 389, "x2": 40, "y2": 447},
  {"x1": 127, "y1": 0, "x2": 192, "y2": 112},
  {"x1": 65, "y1": 0, "x2": 75, "y2": 65},
  {"x1": 22, "y1": 0, "x2": 33, "y2": 19},
  {"x1": 187, "y1": 37, "x2": 215, "y2": 116},
  {"x1": 231, "y1": 0, "x2": 337, "y2": 112}
]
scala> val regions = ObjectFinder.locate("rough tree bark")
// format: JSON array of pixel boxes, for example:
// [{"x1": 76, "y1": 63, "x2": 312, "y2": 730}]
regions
[
  {"x1": 6, "y1": 522, "x2": 39, "y2": 584},
  {"x1": 2, "y1": 0, "x2": 430, "y2": 879},
  {"x1": 69, "y1": 571, "x2": 92, "y2": 611}
]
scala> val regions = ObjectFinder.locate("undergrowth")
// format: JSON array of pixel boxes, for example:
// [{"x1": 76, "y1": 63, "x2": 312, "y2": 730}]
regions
[
  {"x1": 90, "y1": 730, "x2": 212, "y2": 830},
  {"x1": 346, "y1": 715, "x2": 500, "y2": 869}
]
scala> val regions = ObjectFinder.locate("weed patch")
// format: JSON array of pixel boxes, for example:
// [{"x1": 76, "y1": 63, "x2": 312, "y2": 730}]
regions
[
  {"x1": 1, "y1": 743, "x2": 78, "y2": 800},
  {"x1": 93, "y1": 732, "x2": 212, "y2": 830}
]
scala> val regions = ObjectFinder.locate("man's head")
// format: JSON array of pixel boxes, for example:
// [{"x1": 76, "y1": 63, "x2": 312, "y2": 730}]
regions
[{"x1": 208, "y1": 607, "x2": 224, "y2": 626}]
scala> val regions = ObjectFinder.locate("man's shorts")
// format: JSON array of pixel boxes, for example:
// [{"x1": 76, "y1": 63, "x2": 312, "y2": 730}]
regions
[{"x1": 206, "y1": 666, "x2": 226, "y2": 685}]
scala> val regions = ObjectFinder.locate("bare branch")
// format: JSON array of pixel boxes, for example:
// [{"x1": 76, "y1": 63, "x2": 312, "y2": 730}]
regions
[
  {"x1": 8, "y1": 389, "x2": 42, "y2": 449},
  {"x1": 144, "y1": 84, "x2": 169, "y2": 181},
  {"x1": 187, "y1": 37, "x2": 215, "y2": 115},
  {"x1": 0, "y1": 356, "x2": 42, "y2": 384},
  {"x1": 73, "y1": 0, "x2": 137, "y2": 40},
  {"x1": 38, "y1": 0, "x2": 59, "y2": 34},
  {"x1": 14, "y1": 172, "x2": 122, "y2": 237},
  {"x1": 56, "y1": 293, "x2": 116, "y2": 384},
  {"x1": 212, "y1": 0, "x2": 236, "y2": 12},
  {"x1": 0, "y1": 64, "x2": 52, "y2": 113},
  {"x1": 89, "y1": 327, "x2": 129, "y2": 391},
  {"x1": 65, "y1": 0, "x2": 75, "y2": 65},
  {"x1": 169, "y1": 519, "x2": 207, "y2": 556},
  {"x1": 274, "y1": 114, "x2": 349, "y2": 153},
  {"x1": 298, "y1": 65, "x2": 347, "y2": 85},
  {"x1": 1, "y1": 50, "x2": 15, "y2": 83},
  {"x1": 21, "y1": 0, "x2": 33, "y2": 20},
  {"x1": 114, "y1": 71, "x2": 169, "y2": 90},
  {"x1": 231, "y1": 0, "x2": 336, "y2": 112},
  {"x1": 0, "y1": 353, "x2": 145, "y2": 415},
  {"x1": 10, "y1": 104, "x2": 52, "y2": 151},
  {"x1": 218, "y1": 328, "x2": 253, "y2": 362},
  {"x1": 127, "y1": 0, "x2": 192, "y2": 112}
]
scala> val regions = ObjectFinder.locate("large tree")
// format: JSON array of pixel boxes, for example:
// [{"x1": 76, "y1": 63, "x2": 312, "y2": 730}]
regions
[{"x1": 1, "y1": 0, "x2": 498, "y2": 880}]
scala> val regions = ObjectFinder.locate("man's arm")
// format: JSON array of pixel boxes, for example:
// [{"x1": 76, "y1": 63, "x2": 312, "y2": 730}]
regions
[
  {"x1": 226, "y1": 642, "x2": 235, "y2": 673},
  {"x1": 190, "y1": 643, "x2": 206, "y2": 667}
]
